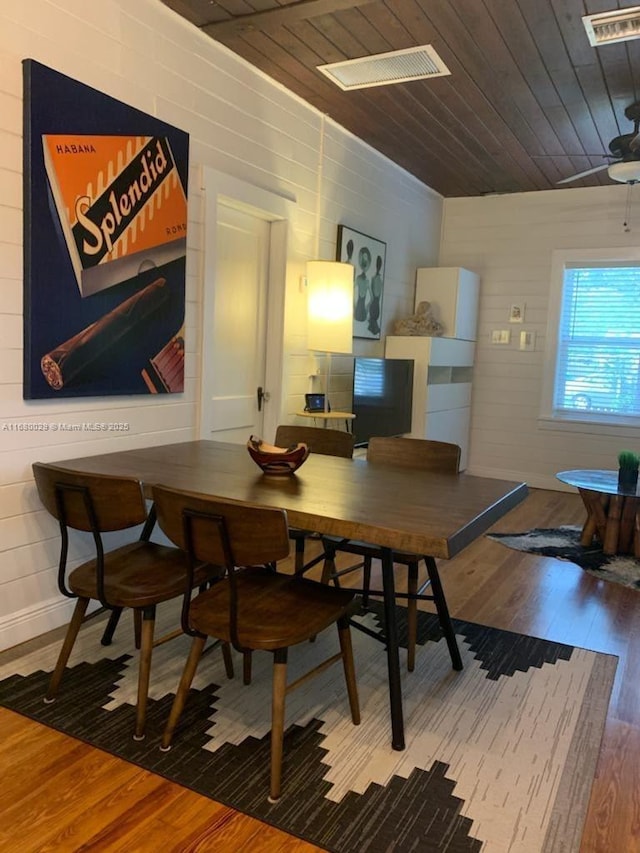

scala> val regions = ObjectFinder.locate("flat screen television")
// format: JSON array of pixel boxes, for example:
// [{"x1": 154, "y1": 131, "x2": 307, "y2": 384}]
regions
[{"x1": 352, "y1": 358, "x2": 414, "y2": 446}]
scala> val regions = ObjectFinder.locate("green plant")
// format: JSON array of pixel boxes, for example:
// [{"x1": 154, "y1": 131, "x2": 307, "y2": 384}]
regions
[{"x1": 618, "y1": 450, "x2": 640, "y2": 470}]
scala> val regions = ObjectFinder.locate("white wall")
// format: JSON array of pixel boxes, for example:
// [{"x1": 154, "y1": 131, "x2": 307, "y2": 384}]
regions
[
  {"x1": 283, "y1": 116, "x2": 443, "y2": 414},
  {"x1": 439, "y1": 185, "x2": 640, "y2": 489},
  {"x1": 0, "y1": 0, "x2": 443, "y2": 649}
]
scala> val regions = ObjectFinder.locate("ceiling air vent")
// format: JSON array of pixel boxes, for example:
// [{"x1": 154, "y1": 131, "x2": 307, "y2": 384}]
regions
[
  {"x1": 317, "y1": 45, "x2": 451, "y2": 91},
  {"x1": 583, "y1": 6, "x2": 640, "y2": 46}
]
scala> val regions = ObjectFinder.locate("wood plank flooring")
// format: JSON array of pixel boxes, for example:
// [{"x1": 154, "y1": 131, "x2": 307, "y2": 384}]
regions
[{"x1": 1, "y1": 487, "x2": 639, "y2": 852}]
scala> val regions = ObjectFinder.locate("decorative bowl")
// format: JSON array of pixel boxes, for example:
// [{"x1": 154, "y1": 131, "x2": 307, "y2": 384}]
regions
[{"x1": 247, "y1": 435, "x2": 310, "y2": 475}]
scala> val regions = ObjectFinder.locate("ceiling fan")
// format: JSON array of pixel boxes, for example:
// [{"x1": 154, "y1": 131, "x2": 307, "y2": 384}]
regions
[{"x1": 556, "y1": 102, "x2": 640, "y2": 185}]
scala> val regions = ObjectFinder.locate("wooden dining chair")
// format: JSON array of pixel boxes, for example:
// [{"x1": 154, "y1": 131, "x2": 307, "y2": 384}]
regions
[
  {"x1": 274, "y1": 424, "x2": 354, "y2": 574},
  {"x1": 151, "y1": 484, "x2": 360, "y2": 802},
  {"x1": 32, "y1": 462, "x2": 228, "y2": 741},
  {"x1": 320, "y1": 436, "x2": 463, "y2": 672}
]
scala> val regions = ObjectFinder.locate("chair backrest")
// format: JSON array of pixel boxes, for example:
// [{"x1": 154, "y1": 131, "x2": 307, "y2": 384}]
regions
[
  {"x1": 275, "y1": 424, "x2": 354, "y2": 459},
  {"x1": 152, "y1": 484, "x2": 290, "y2": 568},
  {"x1": 366, "y1": 437, "x2": 461, "y2": 473},
  {"x1": 32, "y1": 462, "x2": 147, "y2": 532}
]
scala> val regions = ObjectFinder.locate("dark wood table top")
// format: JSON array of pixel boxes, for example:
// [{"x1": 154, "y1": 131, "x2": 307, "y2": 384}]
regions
[{"x1": 55, "y1": 440, "x2": 528, "y2": 559}]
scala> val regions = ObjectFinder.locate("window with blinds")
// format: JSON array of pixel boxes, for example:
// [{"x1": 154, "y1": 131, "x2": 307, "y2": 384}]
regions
[{"x1": 553, "y1": 262, "x2": 640, "y2": 420}]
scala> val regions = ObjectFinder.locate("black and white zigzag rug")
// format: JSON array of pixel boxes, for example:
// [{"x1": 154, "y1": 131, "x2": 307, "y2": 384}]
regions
[{"x1": 0, "y1": 601, "x2": 616, "y2": 852}]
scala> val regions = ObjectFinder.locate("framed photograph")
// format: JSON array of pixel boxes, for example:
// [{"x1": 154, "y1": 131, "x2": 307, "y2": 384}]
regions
[
  {"x1": 509, "y1": 303, "x2": 525, "y2": 323},
  {"x1": 336, "y1": 225, "x2": 386, "y2": 340}
]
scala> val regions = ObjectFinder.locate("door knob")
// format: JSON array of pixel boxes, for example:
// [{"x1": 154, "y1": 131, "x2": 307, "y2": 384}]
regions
[{"x1": 257, "y1": 386, "x2": 270, "y2": 411}]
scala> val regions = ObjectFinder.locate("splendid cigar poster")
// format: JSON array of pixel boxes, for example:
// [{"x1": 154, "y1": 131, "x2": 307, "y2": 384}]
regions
[{"x1": 23, "y1": 60, "x2": 189, "y2": 399}]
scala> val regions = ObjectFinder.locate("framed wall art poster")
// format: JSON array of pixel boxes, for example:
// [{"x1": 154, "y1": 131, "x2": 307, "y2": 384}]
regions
[
  {"x1": 23, "y1": 60, "x2": 190, "y2": 399},
  {"x1": 336, "y1": 224, "x2": 386, "y2": 340}
]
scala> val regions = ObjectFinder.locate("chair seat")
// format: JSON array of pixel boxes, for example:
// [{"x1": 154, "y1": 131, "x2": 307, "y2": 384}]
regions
[
  {"x1": 189, "y1": 568, "x2": 356, "y2": 650},
  {"x1": 69, "y1": 541, "x2": 220, "y2": 608}
]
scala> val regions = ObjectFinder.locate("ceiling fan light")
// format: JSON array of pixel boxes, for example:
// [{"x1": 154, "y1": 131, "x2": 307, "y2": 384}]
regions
[
  {"x1": 583, "y1": 7, "x2": 640, "y2": 46},
  {"x1": 607, "y1": 161, "x2": 640, "y2": 183}
]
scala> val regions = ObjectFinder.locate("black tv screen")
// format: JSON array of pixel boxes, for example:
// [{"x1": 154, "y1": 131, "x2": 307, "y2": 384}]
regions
[{"x1": 352, "y1": 358, "x2": 414, "y2": 446}]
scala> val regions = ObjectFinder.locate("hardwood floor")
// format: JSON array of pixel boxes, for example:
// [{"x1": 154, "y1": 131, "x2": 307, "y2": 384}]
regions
[{"x1": 1, "y1": 487, "x2": 639, "y2": 851}]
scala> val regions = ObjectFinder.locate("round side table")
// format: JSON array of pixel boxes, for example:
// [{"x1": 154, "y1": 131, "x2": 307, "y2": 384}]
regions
[
  {"x1": 557, "y1": 469, "x2": 640, "y2": 557},
  {"x1": 295, "y1": 411, "x2": 355, "y2": 432}
]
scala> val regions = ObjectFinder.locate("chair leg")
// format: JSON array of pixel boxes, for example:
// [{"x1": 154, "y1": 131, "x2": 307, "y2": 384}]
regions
[
  {"x1": 133, "y1": 610, "x2": 142, "y2": 650},
  {"x1": 45, "y1": 597, "x2": 89, "y2": 703},
  {"x1": 361, "y1": 557, "x2": 372, "y2": 606},
  {"x1": 424, "y1": 556, "x2": 462, "y2": 671},
  {"x1": 269, "y1": 648, "x2": 288, "y2": 803},
  {"x1": 337, "y1": 617, "x2": 360, "y2": 725},
  {"x1": 221, "y1": 642, "x2": 234, "y2": 679},
  {"x1": 134, "y1": 606, "x2": 156, "y2": 741},
  {"x1": 161, "y1": 635, "x2": 206, "y2": 750},
  {"x1": 100, "y1": 607, "x2": 123, "y2": 646},
  {"x1": 243, "y1": 651, "x2": 252, "y2": 685},
  {"x1": 406, "y1": 562, "x2": 419, "y2": 672},
  {"x1": 320, "y1": 547, "x2": 336, "y2": 586},
  {"x1": 294, "y1": 536, "x2": 305, "y2": 573}
]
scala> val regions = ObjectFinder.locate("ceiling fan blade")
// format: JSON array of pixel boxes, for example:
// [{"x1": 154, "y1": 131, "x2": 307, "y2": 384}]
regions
[
  {"x1": 533, "y1": 153, "x2": 609, "y2": 158},
  {"x1": 556, "y1": 163, "x2": 611, "y2": 184}
]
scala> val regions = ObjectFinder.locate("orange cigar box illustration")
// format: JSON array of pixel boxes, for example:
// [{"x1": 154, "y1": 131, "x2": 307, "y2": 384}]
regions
[{"x1": 42, "y1": 135, "x2": 188, "y2": 297}]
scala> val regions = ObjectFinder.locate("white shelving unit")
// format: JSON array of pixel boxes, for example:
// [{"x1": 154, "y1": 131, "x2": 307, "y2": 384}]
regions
[
  {"x1": 385, "y1": 267, "x2": 480, "y2": 470},
  {"x1": 415, "y1": 266, "x2": 479, "y2": 341}
]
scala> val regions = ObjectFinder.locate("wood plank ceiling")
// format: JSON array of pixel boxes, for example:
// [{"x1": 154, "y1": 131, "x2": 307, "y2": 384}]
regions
[{"x1": 160, "y1": 0, "x2": 640, "y2": 197}]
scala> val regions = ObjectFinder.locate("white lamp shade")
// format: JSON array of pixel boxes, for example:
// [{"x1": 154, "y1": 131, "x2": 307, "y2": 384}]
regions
[{"x1": 306, "y1": 260, "x2": 354, "y2": 353}]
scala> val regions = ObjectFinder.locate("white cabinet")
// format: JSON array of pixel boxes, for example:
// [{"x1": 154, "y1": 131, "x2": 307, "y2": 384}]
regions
[
  {"x1": 386, "y1": 264, "x2": 481, "y2": 469},
  {"x1": 415, "y1": 267, "x2": 480, "y2": 341},
  {"x1": 385, "y1": 335, "x2": 475, "y2": 469}
]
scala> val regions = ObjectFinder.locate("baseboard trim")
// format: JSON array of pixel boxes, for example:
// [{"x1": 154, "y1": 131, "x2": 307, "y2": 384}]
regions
[
  {"x1": 0, "y1": 597, "x2": 99, "y2": 654},
  {"x1": 465, "y1": 467, "x2": 574, "y2": 492}
]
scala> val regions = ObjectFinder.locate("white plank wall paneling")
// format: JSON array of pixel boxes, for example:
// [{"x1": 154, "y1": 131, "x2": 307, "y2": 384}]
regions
[
  {"x1": 439, "y1": 186, "x2": 640, "y2": 491},
  {"x1": 0, "y1": 0, "x2": 443, "y2": 648}
]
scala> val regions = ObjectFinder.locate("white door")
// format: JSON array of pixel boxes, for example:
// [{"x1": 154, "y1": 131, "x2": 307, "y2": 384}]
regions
[{"x1": 202, "y1": 203, "x2": 270, "y2": 443}]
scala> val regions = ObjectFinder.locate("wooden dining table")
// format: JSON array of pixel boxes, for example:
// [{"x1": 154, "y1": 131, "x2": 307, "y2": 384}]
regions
[{"x1": 54, "y1": 439, "x2": 528, "y2": 750}]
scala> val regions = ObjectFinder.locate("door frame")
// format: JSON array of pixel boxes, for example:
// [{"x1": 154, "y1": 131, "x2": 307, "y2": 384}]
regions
[{"x1": 199, "y1": 167, "x2": 295, "y2": 441}]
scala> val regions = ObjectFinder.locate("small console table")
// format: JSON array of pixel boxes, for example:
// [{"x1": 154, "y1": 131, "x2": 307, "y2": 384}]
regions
[
  {"x1": 296, "y1": 411, "x2": 355, "y2": 432},
  {"x1": 556, "y1": 469, "x2": 640, "y2": 557}
]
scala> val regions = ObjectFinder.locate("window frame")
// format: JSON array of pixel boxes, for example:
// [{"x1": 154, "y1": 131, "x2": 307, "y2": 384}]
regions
[{"x1": 540, "y1": 247, "x2": 640, "y2": 431}]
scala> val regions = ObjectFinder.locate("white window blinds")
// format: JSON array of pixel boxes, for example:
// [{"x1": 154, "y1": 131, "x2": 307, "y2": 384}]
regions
[{"x1": 553, "y1": 263, "x2": 640, "y2": 420}]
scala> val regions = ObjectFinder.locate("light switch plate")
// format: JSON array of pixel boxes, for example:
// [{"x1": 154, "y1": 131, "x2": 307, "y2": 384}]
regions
[
  {"x1": 520, "y1": 330, "x2": 536, "y2": 351},
  {"x1": 491, "y1": 329, "x2": 511, "y2": 344}
]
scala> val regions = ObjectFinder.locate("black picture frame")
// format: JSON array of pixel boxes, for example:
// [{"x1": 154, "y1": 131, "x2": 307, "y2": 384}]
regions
[{"x1": 336, "y1": 224, "x2": 386, "y2": 340}]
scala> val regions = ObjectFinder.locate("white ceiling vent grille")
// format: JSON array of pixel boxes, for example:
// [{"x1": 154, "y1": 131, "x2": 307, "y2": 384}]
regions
[
  {"x1": 583, "y1": 6, "x2": 640, "y2": 46},
  {"x1": 317, "y1": 45, "x2": 451, "y2": 91}
]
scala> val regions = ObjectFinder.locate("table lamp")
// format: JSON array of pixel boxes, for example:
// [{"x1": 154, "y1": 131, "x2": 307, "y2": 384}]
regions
[{"x1": 306, "y1": 260, "x2": 354, "y2": 414}]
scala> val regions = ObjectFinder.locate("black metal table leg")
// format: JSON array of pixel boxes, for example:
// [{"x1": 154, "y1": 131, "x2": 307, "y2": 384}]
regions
[
  {"x1": 425, "y1": 556, "x2": 463, "y2": 671},
  {"x1": 380, "y1": 546, "x2": 405, "y2": 750}
]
